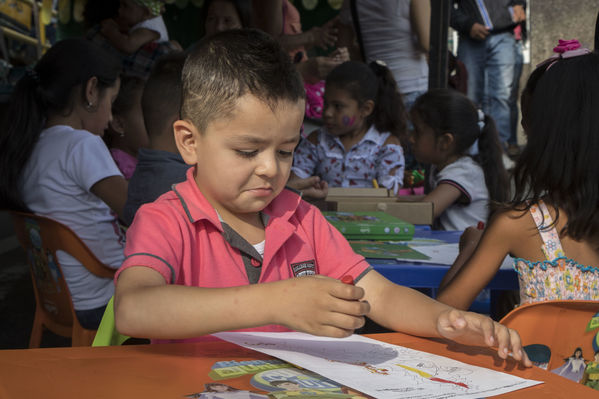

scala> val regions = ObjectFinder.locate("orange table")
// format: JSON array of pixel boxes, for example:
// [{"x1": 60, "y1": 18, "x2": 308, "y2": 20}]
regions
[{"x1": 0, "y1": 332, "x2": 593, "y2": 398}]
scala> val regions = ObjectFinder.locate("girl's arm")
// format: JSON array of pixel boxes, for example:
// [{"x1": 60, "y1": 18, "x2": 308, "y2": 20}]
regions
[
  {"x1": 100, "y1": 19, "x2": 159, "y2": 54},
  {"x1": 291, "y1": 131, "x2": 321, "y2": 178},
  {"x1": 90, "y1": 175, "x2": 128, "y2": 221},
  {"x1": 422, "y1": 182, "x2": 463, "y2": 218},
  {"x1": 251, "y1": 0, "x2": 337, "y2": 53},
  {"x1": 357, "y1": 270, "x2": 531, "y2": 366},
  {"x1": 287, "y1": 175, "x2": 329, "y2": 199},
  {"x1": 278, "y1": 18, "x2": 339, "y2": 52},
  {"x1": 410, "y1": 0, "x2": 430, "y2": 53},
  {"x1": 438, "y1": 226, "x2": 484, "y2": 291},
  {"x1": 375, "y1": 136, "x2": 404, "y2": 195},
  {"x1": 436, "y1": 211, "x2": 514, "y2": 309}
]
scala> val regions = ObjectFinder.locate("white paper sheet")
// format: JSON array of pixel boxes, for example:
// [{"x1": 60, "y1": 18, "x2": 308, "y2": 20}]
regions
[
  {"x1": 404, "y1": 243, "x2": 514, "y2": 269},
  {"x1": 214, "y1": 332, "x2": 542, "y2": 399}
]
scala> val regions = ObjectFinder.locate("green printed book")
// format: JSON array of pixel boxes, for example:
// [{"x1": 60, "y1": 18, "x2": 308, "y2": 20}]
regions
[
  {"x1": 322, "y1": 211, "x2": 415, "y2": 241},
  {"x1": 349, "y1": 241, "x2": 430, "y2": 261}
]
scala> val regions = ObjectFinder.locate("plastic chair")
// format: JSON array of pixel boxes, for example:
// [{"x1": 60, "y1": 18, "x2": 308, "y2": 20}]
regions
[
  {"x1": 92, "y1": 296, "x2": 130, "y2": 346},
  {"x1": 11, "y1": 211, "x2": 116, "y2": 347},
  {"x1": 500, "y1": 300, "x2": 599, "y2": 371}
]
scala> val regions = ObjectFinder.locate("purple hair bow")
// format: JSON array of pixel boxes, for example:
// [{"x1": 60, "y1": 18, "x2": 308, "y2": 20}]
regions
[{"x1": 536, "y1": 39, "x2": 590, "y2": 69}]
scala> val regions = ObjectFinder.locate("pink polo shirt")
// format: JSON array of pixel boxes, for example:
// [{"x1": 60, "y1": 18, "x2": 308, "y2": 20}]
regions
[{"x1": 117, "y1": 167, "x2": 371, "y2": 341}]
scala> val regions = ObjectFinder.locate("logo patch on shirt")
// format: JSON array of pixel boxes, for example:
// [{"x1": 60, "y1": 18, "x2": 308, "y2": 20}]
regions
[{"x1": 291, "y1": 260, "x2": 316, "y2": 277}]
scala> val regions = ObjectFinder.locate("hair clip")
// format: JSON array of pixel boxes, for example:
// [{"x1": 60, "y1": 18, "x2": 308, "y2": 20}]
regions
[
  {"x1": 536, "y1": 39, "x2": 591, "y2": 70},
  {"x1": 374, "y1": 59, "x2": 387, "y2": 67},
  {"x1": 477, "y1": 109, "x2": 485, "y2": 131}
]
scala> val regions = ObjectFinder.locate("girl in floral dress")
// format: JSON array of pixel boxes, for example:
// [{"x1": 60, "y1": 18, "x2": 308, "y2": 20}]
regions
[
  {"x1": 436, "y1": 39, "x2": 599, "y2": 310},
  {"x1": 291, "y1": 61, "x2": 406, "y2": 195}
]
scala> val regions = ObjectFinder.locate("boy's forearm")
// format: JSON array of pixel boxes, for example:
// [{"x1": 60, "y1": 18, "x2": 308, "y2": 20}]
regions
[
  {"x1": 359, "y1": 271, "x2": 449, "y2": 338},
  {"x1": 115, "y1": 282, "x2": 279, "y2": 339},
  {"x1": 103, "y1": 28, "x2": 158, "y2": 54},
  {"x1": 376, "y1": 285, "x2": 450, "y2": 338},
  {"x1": 103, "y1": 31, "x2": 140, "y2": 54}
]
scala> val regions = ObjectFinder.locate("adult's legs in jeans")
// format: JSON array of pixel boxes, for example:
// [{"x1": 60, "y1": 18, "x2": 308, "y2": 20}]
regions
[
  {"x1": 485, "y1": 32, "x2": 516, "y2": 147},
  {"x1": 457, "y1": 37, "x2": 486, "y2": 108},
  {"x1": 508, "y1": 39, "x2": 524, "y2": 147}
]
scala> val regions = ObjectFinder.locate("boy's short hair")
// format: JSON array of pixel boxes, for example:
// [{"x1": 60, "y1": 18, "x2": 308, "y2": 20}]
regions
[
  {"x1": 142, "y1": 52, "x2": 186, "y2": 139},
  {"x1": 181, "y1": 28, "x2": 305, "y2": 133}
]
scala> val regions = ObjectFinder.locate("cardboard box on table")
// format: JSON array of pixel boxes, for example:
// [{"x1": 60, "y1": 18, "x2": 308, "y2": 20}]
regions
[{"x1": 322, "y1": 188, "x2": 433, "y2": 226}]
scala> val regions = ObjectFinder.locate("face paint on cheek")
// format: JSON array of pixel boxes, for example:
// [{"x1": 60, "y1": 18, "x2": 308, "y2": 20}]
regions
[{"x1": 342, "y1": 115, "x2": 355, "y2": 126}]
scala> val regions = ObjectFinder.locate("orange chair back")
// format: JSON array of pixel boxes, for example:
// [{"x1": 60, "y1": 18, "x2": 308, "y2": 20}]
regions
[
  {"x1": 11, "y1": 211, "x2": 116, "y2": 347},
  {"x1": 500, "y1": 300, "x2": 599, "y2": 371}
]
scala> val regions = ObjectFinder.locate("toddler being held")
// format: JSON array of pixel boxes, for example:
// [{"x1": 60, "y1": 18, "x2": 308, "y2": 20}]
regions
[{"x1": 101, "y1": 0, "x2": 171, "y2": 55}]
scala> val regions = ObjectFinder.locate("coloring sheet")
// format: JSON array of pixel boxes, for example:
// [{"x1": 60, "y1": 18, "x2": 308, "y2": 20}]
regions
[
  {"x1": 214, "y1": 332, "x2": 542, "y2": 399},
  {"x1": 405, "y1": 243, "x2": 514, "y2": 268}
]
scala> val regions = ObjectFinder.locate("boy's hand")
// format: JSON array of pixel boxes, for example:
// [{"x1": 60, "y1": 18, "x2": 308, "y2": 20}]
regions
[
  {"x1": 436, "y1": 309, "x2": 532, "y2": 367},
  {"x1": 273, "y1": 276, "x2": 370, "y2": 338}
]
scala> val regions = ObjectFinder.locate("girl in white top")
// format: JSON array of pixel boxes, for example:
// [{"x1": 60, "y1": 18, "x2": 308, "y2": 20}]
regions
[
  {"x1": 409, "y1": 89, "x2": 509, "y2": 231},
  {"x1": 0, "y1": 38, "x2": 127, "y2": 329}
]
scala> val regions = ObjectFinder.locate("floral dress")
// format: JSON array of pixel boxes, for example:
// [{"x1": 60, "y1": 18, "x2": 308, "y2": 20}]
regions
[
  {"x1": 513, "y1": 201, "x2": 599, "y2": 304},
  {"x1": 291, "y1": 126, "x2": 405, "y2": 195}
]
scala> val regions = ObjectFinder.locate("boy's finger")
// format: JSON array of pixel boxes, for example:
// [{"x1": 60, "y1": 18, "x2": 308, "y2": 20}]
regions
[
  {"x1": 331, "y1": 281, "x2": 366, "y2": 300},
  {"x1": 479, "y1": 317, "x2": 495, "y2": 347},
  {"x1": 448, "y1": 309, "x2": 467, "y2": 330},
  {"x1": 493, "y1": 324, "x2": 510, "y2": 358},
  {"x1": 317, "y1": 325, "x2": 355, "y2": 339},
  {"x1": 326, "y1": 312, "x2": 366, "y2": 331},
  {"x1": 508, "y1": 329, "x2": 533, "y2": 367}
]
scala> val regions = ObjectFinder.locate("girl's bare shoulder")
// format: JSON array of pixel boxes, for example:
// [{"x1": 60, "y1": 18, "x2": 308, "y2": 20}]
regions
[{"x1": 489, "y1": 207, "x2": 535, "y2": 237}]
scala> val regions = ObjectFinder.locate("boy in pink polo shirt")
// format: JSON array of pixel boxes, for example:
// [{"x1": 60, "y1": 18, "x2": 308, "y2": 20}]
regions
[{"x1": 115, "y1": 29, "x2": 530, "y2": 367}]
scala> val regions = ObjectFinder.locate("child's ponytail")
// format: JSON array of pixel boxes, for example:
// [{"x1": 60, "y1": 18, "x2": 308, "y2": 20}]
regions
[
  {"x1": 0, "y1": 71, "x2": 47, "y2": 211},
  {"x1": 474, "y1": 112, "x2": 510, "y2": 203},
  {"x1": 367, "y1": 61, "x2": 407, "y2": 140}
]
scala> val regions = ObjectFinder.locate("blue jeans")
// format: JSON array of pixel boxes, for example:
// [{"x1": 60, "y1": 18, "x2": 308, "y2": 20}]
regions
[
  {"x1": 509, "y1": 40, "x2": 524, "y2": 145},
  {"x1": 75, "y1": 304, "x2": 107, "y2": 330},
  {"x1": 458, "y1": 32, "x2": 516, "y2": 146}
]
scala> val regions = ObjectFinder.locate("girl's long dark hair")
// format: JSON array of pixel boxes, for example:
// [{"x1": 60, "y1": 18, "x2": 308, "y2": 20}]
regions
[
  {"x1": 511, "y1": 52, "x2": 599, "y2": 245},
  {"x1": 0, "y1": 38, "x2": 121, "y2": 212},
  {"x1": 411, "y1": 88, "x2": 509, "y2": 203},
  {"x1": 325, "y1": 60, "x2": 407, "y2": 139}
]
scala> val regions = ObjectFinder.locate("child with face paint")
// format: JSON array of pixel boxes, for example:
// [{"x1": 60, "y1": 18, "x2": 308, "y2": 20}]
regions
[{"x1": 291, "y1": 61, "x2": 406, "y2": 194}]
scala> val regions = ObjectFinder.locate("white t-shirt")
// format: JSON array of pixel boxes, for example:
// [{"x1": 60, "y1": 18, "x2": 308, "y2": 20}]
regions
[
  {"x1": 340, "y1": 0, "x2": 428, "y2": 94},
  {"x1": 20, "y1": 125, "x2": 125, "y2": 310},
  {"x1": 131, "y1": 15, "x2": 169, "y2": 43},
  {"x1": 429, "y1": 156, "x2": 489, "y2": 231}
]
